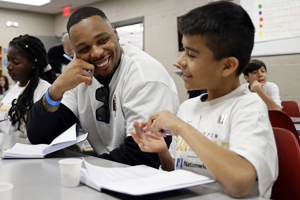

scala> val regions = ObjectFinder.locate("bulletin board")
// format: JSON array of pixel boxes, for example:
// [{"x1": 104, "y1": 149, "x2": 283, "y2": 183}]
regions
[{"x1": 241, "y1": 0, "x2": 300, "y2": 57}]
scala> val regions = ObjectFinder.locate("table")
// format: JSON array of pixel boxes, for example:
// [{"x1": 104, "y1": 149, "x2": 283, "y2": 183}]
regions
[
  {"x1": 291, "y1": 117, "x2": 300, "y2": 135},
  {"x1": 0, "y1": 134, "x2": 267, "y2": 200}
]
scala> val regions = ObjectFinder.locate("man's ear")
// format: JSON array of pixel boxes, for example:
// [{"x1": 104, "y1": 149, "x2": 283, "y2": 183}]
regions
[
  {"x1": 244, "y1": 74, "x2": 249, "y2": 82},
  {"x1": 222, "y1": 57, "x2": 239, "y2": 77},
  {"x1": 112, "y1": 25, "x2": 120, "y2": 41}
]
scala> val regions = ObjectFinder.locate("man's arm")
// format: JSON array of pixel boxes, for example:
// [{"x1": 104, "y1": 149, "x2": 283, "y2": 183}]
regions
[{"x1": 26, "y1": 97, "x2": 78, "y2": 144}]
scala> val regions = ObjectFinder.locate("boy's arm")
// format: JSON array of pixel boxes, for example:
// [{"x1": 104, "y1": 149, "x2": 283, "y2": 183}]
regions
[
  {"x1": 146, "y1": 110, "x2": 259, "y2": 198},
  {"x1": 250, "y1": 80, "x2": 281, "y2": 110},
  {"x1": 178, "y1": 124, "x2": 256, "y2": 198}
]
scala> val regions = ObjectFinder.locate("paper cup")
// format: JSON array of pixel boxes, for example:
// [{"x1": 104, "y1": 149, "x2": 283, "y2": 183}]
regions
[
  {"x1": 0, "y1": 182, "x2": 13, "y2": 200},
  {"x1": 58, "y1": 158, "x2": 83, "y2": 187}
]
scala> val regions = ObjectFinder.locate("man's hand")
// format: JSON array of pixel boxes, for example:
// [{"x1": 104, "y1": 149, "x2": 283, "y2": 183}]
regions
[{"x1": 50, "y1": 54, "x2": 94, "y2": 101}]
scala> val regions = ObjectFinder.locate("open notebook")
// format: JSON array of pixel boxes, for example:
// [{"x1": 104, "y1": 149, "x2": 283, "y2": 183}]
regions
[
  {"x1": 80, "y1": 158, "x2": 215, "y2": 196},
  {"x1": 2, "y1": 124, "x2": 88, "y2": 158}
]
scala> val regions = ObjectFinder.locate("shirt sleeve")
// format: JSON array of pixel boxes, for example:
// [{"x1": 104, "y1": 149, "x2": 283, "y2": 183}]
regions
[
  {"x1": 26, "y1": 97, "x2": 78, "y2": 144},
  {"x1": 265, "y1": 82, "x2": 281, "y2": 108},
  {"x1": 122, "y1": 81, "x2": 180, "y2": 136},
  {"x1": 229, "y1": 96, "x2": 278, "y2": 198}
]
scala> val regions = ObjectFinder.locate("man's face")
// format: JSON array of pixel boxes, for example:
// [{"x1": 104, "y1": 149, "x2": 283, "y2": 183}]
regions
[
  {"x1": 63, "y1": 39, "x2": 74, "y2": 57},
  {"x1": 244, "y1": 66, "x2": 267, "y2": 85},
  {"x1": 69, "y1": 15, "x2": 121, "y2": 78}
]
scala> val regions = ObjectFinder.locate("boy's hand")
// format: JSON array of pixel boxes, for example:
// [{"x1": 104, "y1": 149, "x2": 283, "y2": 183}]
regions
[
  {"x1": 147, "y1": 110, "x2": 183, "y2": 137},
  {"x1": 249, "y1": 80, "x2": 263, "y2": 93},
  {"x1": 129, "y1": 120, "x2": 168, "y2": 153}
]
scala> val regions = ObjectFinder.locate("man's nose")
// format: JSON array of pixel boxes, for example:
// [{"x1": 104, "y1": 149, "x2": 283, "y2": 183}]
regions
[{"x1": 91, "y1": 46, "x2": 104, "y2": 58}]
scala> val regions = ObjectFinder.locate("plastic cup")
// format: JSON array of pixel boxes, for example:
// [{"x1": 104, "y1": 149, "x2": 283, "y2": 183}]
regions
[
  {"x1": 0, "y1": 182, "x2": 13, "y2": 200},
  {"x1": 58, "y1": 158, "x2": 83, "y2": 187}
]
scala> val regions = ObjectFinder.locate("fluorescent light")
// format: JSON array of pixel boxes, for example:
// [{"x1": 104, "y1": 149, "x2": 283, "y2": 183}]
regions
[{"x1": 0, "y1": 0, "x2": 51, "y2": 6}]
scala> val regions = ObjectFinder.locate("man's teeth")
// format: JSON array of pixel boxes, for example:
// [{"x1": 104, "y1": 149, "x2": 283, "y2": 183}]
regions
[{"x1": 97, "y1": 59, "x2": 108, "y2": 67}]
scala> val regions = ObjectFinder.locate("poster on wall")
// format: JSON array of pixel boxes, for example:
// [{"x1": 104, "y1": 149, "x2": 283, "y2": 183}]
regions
[
  {"x1": 3, "y1": 48, "x2": 7, "y2": 67},
  {"x1": 254, "y1": 0, "x2": 300, "y2": 42}
]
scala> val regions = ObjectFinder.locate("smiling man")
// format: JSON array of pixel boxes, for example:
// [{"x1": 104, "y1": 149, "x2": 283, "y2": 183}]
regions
[{"x1": 26, "y1": 7, "x2": 180, "y2": 168}]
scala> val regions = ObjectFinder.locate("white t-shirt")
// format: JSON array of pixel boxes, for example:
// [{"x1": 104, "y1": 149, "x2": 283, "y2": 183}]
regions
[
  {"x1": 61, "y1": 43, "x2": 180, "y2": 155},
  {"x1": 169, "y1": 85, "x2": 278, "y2": 198},
  {"x1": 243, "y1": 82, "x2": 281, "y2": 108},
  {"x1": 0, "y1": 79, "x2": 51, "y2": 138}
]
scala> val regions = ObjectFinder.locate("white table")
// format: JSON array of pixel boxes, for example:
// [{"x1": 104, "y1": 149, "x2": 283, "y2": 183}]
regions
[{"x1": 0, "y1": 134, "x2": 267, "y2": 200}]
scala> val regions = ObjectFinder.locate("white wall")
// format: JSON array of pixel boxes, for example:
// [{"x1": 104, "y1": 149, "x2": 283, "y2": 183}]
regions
[{"x1": 0, "y1": 8, "x2": 55, "y2": 84}]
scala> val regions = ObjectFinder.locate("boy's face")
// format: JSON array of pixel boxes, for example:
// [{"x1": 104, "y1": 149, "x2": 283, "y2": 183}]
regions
[
  {"x1": 177, "y1": 34, "x2": 225, "y2": 91},
  {"x1": 244, "y1": 66, "x2": 267, "y2": 85}
]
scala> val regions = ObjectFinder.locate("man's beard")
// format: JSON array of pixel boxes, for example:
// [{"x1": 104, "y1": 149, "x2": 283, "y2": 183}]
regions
[{"x1": 94, "y1": 60, "x2": 120, "y2": 86}]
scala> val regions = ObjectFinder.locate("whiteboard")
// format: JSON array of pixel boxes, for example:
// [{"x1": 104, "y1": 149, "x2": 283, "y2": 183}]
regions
[{"x1": 241, "y1": 0, "x2": 300, "y2": 56}]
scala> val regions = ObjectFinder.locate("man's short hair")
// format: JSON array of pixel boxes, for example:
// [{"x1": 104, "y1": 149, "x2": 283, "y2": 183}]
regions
[
  {"x1": 61, "y1": 32, "x2": 69, "y2": 44},
  {"x1": 243, "y1": 59, "x2": 267, "y2": 76},
  {"x1": 67, "y1": 6, "x2": 109, "y2": 33},
  {"x1": 178, "y1": 2, "x2": 255, "y2": 76}
]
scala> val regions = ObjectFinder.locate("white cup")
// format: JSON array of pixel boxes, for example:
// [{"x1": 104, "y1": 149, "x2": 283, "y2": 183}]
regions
[
  {"x1": 0, "y1": 182, "x2": 13, "y2": 200},
  {"x1": 58, "y1": 158, "x2": 83, "y2": 187}
]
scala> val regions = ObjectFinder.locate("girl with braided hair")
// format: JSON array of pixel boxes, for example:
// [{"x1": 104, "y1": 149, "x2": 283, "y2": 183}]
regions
[{"x1": 0, "y1": 34, "x2": 56, "y2": 138}]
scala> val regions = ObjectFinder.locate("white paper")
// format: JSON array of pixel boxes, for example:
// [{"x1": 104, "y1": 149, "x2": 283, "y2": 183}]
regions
[
  {"x1": 81, "y1": 158, "x2": 215, "y2": 196},
  {"x1": 2, "y1": 124, "x2": 88, "y2": 158}
]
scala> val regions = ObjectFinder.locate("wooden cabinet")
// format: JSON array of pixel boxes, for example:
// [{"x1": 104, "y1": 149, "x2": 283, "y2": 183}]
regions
[{"x1": 0, "y1": 46, "x2": 2, "y2": 75}]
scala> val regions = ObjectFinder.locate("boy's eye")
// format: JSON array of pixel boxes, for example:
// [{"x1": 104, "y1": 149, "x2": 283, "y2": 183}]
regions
[{"x1": 187, "y1": 53, "x2": 195, "y2": 58}]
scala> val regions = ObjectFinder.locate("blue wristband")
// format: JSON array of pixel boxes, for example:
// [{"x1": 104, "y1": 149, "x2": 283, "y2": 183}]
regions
[{"x1": 45, "y1": 88, "x2": 61, "y2": 106}]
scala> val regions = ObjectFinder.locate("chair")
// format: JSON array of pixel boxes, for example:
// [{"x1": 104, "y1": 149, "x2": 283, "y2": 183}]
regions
[
  {"x1": 282, "y1": 100, "x2": 300, "y2": 117},
  {"x1": 268, "y1": 110, "x2": 300, "y2": 146},
  {"x1": 271, "y1": 127, "x2": 300, "y2": 199}
]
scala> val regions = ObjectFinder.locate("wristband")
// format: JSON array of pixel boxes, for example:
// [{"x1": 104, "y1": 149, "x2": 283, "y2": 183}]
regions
[{"x1": 45, "y1": 88, "x2": 61, "y2": 106}]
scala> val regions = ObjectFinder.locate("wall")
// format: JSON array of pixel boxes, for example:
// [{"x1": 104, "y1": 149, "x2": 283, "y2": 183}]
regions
[
  {"x1": 0, "y1": 8, "x2": 55, "y2": 84},
  {"x1": 43, "y1": 0, "x2": 300, "y2": 104}
]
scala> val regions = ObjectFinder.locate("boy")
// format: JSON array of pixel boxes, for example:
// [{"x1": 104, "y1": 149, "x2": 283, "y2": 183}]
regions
[
  {"x1": 130, "y1": 2, "x2": 278, "y2": 198},
  {"x1": 243, "y1": 59, "x2": 281, "y2": 110}
]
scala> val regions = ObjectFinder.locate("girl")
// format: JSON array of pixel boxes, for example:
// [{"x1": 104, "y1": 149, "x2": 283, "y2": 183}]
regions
[
  {"x1": 0, "y1": 75, "x2": 10, "y2": 102},
  {"x1": 0, "y1": 34, "x2": 56, "y2": 138}
]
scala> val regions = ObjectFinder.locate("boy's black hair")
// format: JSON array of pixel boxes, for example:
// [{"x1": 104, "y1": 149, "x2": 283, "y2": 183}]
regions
[
  {"x1": 67, "y1": 6, "x2": 108, "y2": 32},
  {"x1": 178, "y1": 2, "x2": 255, "y2": 76},
  {"x1": 243, "y1": 59, "x2": 267, "y2": 76},
  {"x1": 8, "y1": 34, "x2": 56, "y2": 130}
]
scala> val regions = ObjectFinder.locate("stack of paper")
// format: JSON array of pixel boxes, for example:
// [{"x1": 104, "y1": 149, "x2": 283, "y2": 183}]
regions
[{"x1": 80, "y1": 158, "x2": 215, "y2": 196}]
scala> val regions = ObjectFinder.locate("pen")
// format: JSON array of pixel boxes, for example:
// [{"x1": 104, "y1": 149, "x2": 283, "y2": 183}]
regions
[
  {"x1": 63, "y1": 54, "x2": 92, "y2": 74},
  {"x1": 141, "y1": 129, "x2": 171, "y2": 134}
]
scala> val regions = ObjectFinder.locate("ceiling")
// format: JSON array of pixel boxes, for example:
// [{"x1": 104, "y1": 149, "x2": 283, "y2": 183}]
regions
[{"x1": 0, "y1": 0, "x2": 103, "y2": 15}]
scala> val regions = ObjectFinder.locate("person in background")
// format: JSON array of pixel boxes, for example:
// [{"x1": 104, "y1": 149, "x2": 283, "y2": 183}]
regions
[
  {"x1": 26, "y1": 6, "x2": 180, "y2": 169},
  {"x1": 243, "y1": 59, "x2": 281, "y2": 110},
  {"x1": 130, "y1": 2, "x2": 278, "y2": 198},
  {"x1": 48, "y1": 33, "x2": 74, "y2": 76},
  {"x1": 0, "y1": 75, "x2": 11, "y2": 102},
  {"x1": 0, "y1": 34, "x2": 56, "y2": 138}
]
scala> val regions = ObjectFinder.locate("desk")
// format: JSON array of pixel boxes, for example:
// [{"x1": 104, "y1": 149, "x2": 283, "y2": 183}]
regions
[
  {"x1": 0, "y1": 134, "x2": 266, "y2": 200},
  {"x1": 291, "y1": 117, "x2": 300, "y2": 135}
]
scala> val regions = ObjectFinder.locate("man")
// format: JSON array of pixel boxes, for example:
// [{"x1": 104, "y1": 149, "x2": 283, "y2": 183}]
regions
[
  {"x1": 48, "y1": 33, "x2": 74, "y2": 76},
  {"x1": 27, "y1": 6, "x2": 180, "y2": 168}
]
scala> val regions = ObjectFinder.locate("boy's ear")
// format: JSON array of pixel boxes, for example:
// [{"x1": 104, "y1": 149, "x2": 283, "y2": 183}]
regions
[
  {"x1": 244, "y1": 74, "x2": 249, "y2": 82},
  {"x1": 222, "y1": 57, "x2": 239, "y2": 77}
]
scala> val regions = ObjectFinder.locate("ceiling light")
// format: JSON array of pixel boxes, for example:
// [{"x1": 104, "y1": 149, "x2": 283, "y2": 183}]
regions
[
  {"x1": 14, "y1": 22, "x2": 19, "y2": 27},
  {"x1": 0, "y1": 0, "x2": 51, "y2": 6},
  {"x1": 6, "y1": 21, "x2": 19, "y2": 28},
  {"x1": 6, "y1": 21, "x2": 11, "y2": 27}
]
